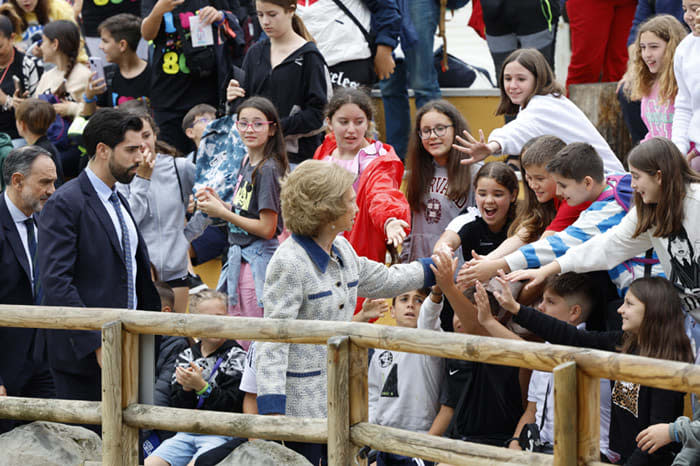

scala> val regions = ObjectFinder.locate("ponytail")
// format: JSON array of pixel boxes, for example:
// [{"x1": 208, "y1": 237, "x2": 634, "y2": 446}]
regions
[{"x1": 291, "y1": 13, "x2": 314, "y2": 43}]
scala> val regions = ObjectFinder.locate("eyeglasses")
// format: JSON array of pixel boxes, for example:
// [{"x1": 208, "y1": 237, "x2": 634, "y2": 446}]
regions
[
  {"x1": 193, "y1": 117, "x2": 212, "y2": 126},
  {"x1": 418, "y1": 124, "x2": 453, "y2": 140},
  {"x1": 236, "y1": 120, "x2": 273, "y2": 132}
]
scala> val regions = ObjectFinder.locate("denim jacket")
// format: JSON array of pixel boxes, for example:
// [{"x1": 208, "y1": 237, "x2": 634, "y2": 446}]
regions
[{"x1": 218, "y1": 238, "x2": 279, "y2": 307}]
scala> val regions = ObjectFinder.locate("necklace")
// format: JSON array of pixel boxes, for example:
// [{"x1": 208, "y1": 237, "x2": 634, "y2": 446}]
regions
[{"x1": 0, "y1": 48, "x2": 16, "y2": 87}]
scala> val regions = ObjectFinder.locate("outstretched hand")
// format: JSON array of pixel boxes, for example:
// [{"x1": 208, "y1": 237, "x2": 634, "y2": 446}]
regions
[
  {"x1": 506, "y1": 267, "x2": 549, "y2": 292},
  {"x1": 453, "y1": 129, "x2": 494, "y2": 165},
  {"x1": 430, "y1": 249, "x2": 458, "y2": 290},
  {"x1": 385, "y1": 219, "x2": 409, "y2": 248},
  {"x1": 457, "y1": 250, "x2": 500, "y2": 288},
  {"x1": 492, "y1": 271, "x2": 520, "y2": 314},
  {"x1": 636, "y1": 423, "x2": 672, "y2": 454},
  {"x1": 474, "y1": 281, "x2": 494, "y2": 326}
]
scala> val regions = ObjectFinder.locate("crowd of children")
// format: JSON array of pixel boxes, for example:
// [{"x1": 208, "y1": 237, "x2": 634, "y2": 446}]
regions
[{"x1": 2, "y1": 1, "x2": 700, "y2": 466}]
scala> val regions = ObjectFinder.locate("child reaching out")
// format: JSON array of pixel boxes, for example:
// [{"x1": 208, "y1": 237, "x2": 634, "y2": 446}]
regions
[
  {"x1": 454, "y1": 48, "x2": 624, "y2": 175},
  {"x1": 624, "y1": 15, "x2": 687, "y2": 141},
  {"x1": 473, "y1": 272, "x2": 614, "y2": 459},
  {"x1": 637, "y1": 412, "x2": 700, "y2": 464},
  {"x1": 434, "y1": 161, "x2": 518, "y2": 263},
  {"x1": 487, "y1": 273, "x2": 693, "y2": 464}
]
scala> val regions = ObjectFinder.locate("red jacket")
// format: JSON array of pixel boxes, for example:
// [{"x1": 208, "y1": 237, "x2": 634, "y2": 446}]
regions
[{"x1": 313, "y1": 134, "x2": 411, "y2": 264}]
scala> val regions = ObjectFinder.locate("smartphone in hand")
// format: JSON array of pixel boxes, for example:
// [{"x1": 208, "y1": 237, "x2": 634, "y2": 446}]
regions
[
  {"x1": 12, "y1": 75, "x2": 23, "y2": 95},
  {"x1": 88, "y1": 56, "x2": 105, "y2": 83}
]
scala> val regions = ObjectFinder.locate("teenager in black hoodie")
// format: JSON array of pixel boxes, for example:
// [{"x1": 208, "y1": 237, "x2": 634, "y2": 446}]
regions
[{"x1": 227, "y1": 0, "x2": 329, "y2": 165}]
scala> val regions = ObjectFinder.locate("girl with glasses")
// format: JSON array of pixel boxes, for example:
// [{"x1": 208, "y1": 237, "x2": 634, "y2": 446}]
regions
[
  {"x1": 454, "y1": 48, "x2": 624, "y2": 175},
  {"x1": 402, "y1": 99, "x2": 481, "y2": 263},
  {"x1": 195, "y1": 97, "x2": 288, "y2": 349}
]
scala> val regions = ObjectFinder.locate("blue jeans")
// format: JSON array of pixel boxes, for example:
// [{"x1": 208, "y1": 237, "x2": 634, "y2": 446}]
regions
[{"x1": 379, "y1": 0, "x2": 441, "y2": 160}]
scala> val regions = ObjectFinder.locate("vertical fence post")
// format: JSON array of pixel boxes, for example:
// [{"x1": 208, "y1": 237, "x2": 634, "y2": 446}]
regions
[
  {"x1": 102, "y1": 321, "x2": 123, "y2": 465},
  {"x1": 327, "y1": 336, "x2": 350, "y2": 466},
  {"x1": 122, "y1": 329, "x2": 140, "y2": 465},
  {"x1": 349, "y1": 339, "x2": 368, "y2": 466},
  {"x1": 553, "y1": 361, "x2": 577, "y2": 466},
  {"x1": 577, "y1": 369, "x2": 601, "y2": 465}
]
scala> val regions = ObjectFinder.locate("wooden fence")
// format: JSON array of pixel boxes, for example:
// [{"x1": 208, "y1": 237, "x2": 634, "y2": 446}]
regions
[{"x1": 0, "y1": 304, "x2": 699, "y2": 465}]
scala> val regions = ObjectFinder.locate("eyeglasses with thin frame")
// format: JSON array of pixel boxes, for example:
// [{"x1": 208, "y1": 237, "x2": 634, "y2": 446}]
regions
[
  {"x1": 236, "y1": 120, "x2": 274, "y2": 132},
  {"x1": 418, "y1": 124, "x2": 454, "y2": 140}
]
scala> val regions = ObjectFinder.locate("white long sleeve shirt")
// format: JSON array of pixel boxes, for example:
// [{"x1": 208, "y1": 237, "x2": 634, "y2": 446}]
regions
[
  {"x1": 671, "y1": 34, "x2": 700, "y2": 156},
  {"x1": 488, "y1": 94, "x2": 624, "y2": 174},
  {"x1": 557, "y1": 183, "x2": 700, "y2": 320}
]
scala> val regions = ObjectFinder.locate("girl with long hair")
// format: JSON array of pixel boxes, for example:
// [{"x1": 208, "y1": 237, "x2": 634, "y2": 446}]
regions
[
  {"x1": 195, "y1": 96, "x2": 288, "y2": 349},
  {"x1": 454, "y1": 48, "x2": 624, "y2": 174},
  {"x1": 313, "y1": 87, "x2": 409, "y2": 321},
  {"x1": 476, "y1": 271, "x2": 692, "y2": 464},
  {"x1": 403, "y1": 99, "x2": 481, "y2": 262},
  {"x1": 624, "y1": 15, "x2": 687, "y2": 141},
  {"x1": 227, "y1": 0, "x2": 329, "y2": 165},
  {"x1": 116, "y1": 100, "x2": 194, "y2": 316}
]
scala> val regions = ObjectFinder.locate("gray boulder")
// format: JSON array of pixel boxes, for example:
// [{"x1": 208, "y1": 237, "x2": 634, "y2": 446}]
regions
[
  {"x1": 0, "y1": 421, "x2": 101, "y2": 466},
  {"x1": 217, "y1": 439, "x2": 313, "y2": 466}
]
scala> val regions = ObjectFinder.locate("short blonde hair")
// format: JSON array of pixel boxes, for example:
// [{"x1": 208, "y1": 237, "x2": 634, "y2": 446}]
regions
[
  {"x1": 189, "y1": 289, "x2": 227, "y2": 314},
  {"x1": 281, "y1": 160, "x2": 355, "y2": 237}
]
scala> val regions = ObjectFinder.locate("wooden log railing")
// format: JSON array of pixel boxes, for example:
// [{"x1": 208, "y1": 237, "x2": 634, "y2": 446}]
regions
[{"x1": 0, "y1": 304, "x2": 698, "y2": 465}]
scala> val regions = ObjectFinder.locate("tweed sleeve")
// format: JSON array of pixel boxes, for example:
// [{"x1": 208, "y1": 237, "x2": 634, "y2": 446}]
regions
[
  {"x1": 256, "y1": 250, "x2": 304, "y2": 414},
  {"x1": 355, "y1": 248, "x2": 435, "y2": 299}
]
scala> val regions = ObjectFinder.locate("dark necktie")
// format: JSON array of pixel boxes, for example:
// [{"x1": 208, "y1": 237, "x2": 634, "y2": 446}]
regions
[
  {"x1": 108, "y1": 192, "x2": 134, "y2": 309},
  {"x1": 24, "y1": 217, "x2": 41, "y2": 305}
]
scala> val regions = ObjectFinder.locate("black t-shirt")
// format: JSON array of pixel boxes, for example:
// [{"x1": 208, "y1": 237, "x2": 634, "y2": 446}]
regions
[
  {"x1": 82, "y1": 0, "x2": 141, "y2": 37},
  {"x1": 98, "y1": 63, "x2": 152, "y2": 107},
  {"x1": 457, "y1": 216, "x2": 510, "y2": 261},
  {"x1": 0, "y1": 50, "x2": 29, "y2": 138},
  {"x1": 145, "y1": 0, "x2": 218, "y2": 112},
  {"x1": 443, "y1": 359, "x2": 523, "y2": 446}
]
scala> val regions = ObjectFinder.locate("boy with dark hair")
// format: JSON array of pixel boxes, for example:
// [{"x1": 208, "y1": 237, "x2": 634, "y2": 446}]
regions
[
  {"x1": 492, "y1": 143, "x2": 663, "y2": 298},
  {"x1": 473, "y1": 272, "x2": 615, "y2": 460},
  {"x1": 77, "y1": 0, "x2": 142, "y2": 61},
  {"x1": 182, "y1": 104, "x2": 217, "y2": 164},
  {"x1": 434, "y1": 283, "x2": 524, "y2": 447},
  {"x1": 83, "y1": 14, "x2": 151, "y2": 113},
  {"x1": 15, "y1": 98, "x2": 64, "y2": 186},
  {"x1": 368, "y1": 287, "x2": 442, "y2": 466}
]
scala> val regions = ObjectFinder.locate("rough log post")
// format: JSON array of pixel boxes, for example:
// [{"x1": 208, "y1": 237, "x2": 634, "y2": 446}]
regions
[
  {"x1": 102, "y1": 321, "x2": 122, "y2": 465},
  {"x1": 327, "y1": 336, "x2": 351, "y2": 466},
  {"x1": 122, "y1": 329, "x2": 140, "y2": 466},
  {"x1": 577, "y1": 370, "x2": 601, "y2": 464},
  {"x1": 553, "y1": 361, "x2": 577, "y2": 466},
  {"x1": 349, "y1": 339, "x2": 369, "y2": 466}
]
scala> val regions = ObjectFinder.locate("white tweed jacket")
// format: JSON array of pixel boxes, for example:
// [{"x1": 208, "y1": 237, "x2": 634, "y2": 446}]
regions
[{"x1": 256, "y1": 234, "x2": 433, "y2": 417}]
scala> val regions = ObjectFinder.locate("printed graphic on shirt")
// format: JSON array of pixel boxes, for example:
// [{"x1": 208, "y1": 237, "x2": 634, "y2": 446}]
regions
[
  {"x1": 612, "y1": 381, "x2": 639, "y2": 418},
  {"x1": 667, "y1": 227, "x2": 700, "y2": 295},
  {"x1": 160, "y1": 11, "x2": 194, "y2": 75},
  {"x1": 425, "y1": 176, "x2": 468, "y2": 225},
  {"x1": 233, "y1": 179, "x2": 254, "y2": 212},
  {"x1": 380, "y1": 363, "x2": 399, "y2": 397},
  {"x1": 377, "y1": 350, "x2": 393, "y2": 368}
]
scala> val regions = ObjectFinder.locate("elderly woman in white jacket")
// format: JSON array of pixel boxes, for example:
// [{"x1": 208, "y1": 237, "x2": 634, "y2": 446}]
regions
[{"x1": 255, "y1": 160, "x2": 436, "y2": 464}]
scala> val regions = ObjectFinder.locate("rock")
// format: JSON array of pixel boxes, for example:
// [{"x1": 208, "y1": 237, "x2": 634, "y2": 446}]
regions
[
  {"x1": 217, "y1": 439, "x2": 313, "y2": 466},
  {"x1": 0, "y1": 421, "x2": 101, "y2": 466}
]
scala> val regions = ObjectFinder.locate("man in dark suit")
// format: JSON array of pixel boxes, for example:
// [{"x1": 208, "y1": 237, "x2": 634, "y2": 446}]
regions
[
  {"x1": 38, "y1": 108, "x2": 160, "y2": 407},
  {"x1": 0, "y1": 146, "x2": 57, "y2": 433}
]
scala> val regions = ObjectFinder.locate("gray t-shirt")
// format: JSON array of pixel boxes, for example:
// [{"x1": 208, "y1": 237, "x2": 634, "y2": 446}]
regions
[{"x1": 228, "y1": 159, "x2": 283, "y2": 246}]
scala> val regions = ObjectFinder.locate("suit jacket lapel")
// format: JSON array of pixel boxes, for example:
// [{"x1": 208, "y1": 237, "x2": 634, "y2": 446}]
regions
[
  {"x1": 0, "y1": 196, "x2": 31, "y2": 281},
  {"x1": 79, "y1": 171, "x2": 126, "y2": 265}
]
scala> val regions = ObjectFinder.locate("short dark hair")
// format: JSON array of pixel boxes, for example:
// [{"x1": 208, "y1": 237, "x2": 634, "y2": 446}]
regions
[
  {"x1": 544, "y1": 272, "x2": 595, "y2": 321},
  {"x1": 15, "y1": 98, "x2": 56, "y2": 135},
  {"x1": 546, "y1": 142, "x2": 604, "y2": 183},
  {"x1": 521, "y1": 135, "x2": 566, "y2": 169},
  {"x1": 83, "y1": 108, "x2": 144, "y2": 158},
  {"x1": 182, "y1": 104, "x2": 217, "y2": 132},
  {"x1": 154, "y1": 280, "x2": 174, "y2": 309},
  {"x1": 2, "y1": 145, "x2": 51, "y2": 186},
  {"x1": 391, "y1": 288, "x2": 430, "y2": 306},
  {"x1": 98, "y1": 13, "x2": 142, "y2": 51}
]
